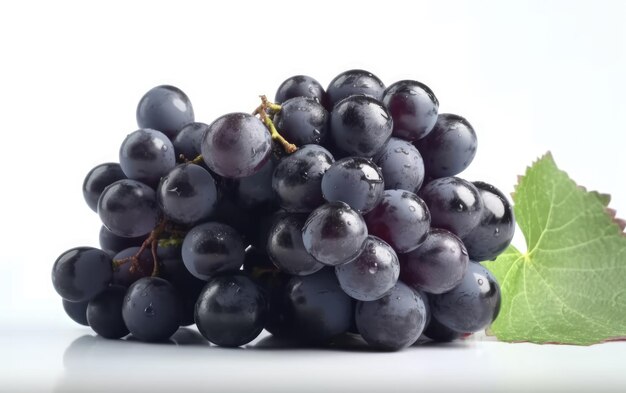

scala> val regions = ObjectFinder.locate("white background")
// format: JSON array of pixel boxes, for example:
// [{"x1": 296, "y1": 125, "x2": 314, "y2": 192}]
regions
[{"x1": 0, "y1": 0, "x2": 625, "y2": 391}]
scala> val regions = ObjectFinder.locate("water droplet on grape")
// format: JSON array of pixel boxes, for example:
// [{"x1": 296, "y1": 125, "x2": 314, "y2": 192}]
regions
[
  {"x1": 477, "y1": 278, "x2": 484, "y2": 286},
  {"x1": 409, "y1": 206, "x2": 416, "y2": 212},
  {"x1": 368, "y1": 263, "x2": 378, "y2": 274},
  {"x1": 144, "y1": 304, "x2": 155, "y2": 316},
  {"x1": 494, "y1": 228, "x2": 500, "y2": 237}
]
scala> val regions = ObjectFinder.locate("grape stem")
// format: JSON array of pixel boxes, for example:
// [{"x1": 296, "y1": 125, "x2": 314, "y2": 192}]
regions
[
  {"x1": 112, "y1": 219, "x2": 167, "y2": 277},
  {"x1": 253, "y1": 95, "x2": 297, "y2": 154},
  {"x1": 179, "y1": 153, "x2": 204, "y2": 166}
]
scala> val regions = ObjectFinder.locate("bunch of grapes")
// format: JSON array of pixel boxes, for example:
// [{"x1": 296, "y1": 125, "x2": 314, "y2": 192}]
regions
[{"x1": 52, "y1": 70, "x2": 514, "y2": 351}]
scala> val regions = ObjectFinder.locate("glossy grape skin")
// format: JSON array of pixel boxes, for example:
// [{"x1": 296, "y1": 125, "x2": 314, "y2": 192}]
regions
[
  {"x1": 431, "y1": 262, "x2": 501, "y2": 333},
  {"x1": 462, "y1": 182, "x2": 516, "y2": 261},
  {"x1": 272, "y1": 144, "x2": 334, "y2": 213},
  {"x1": 321, "y1": 156, "x2": 384, "y2": 214},
  {"x1": 329, "y1": 95, "x2": 393, "y2": 157},
  {"x1": 400, "y1": 229, "x2": 469, "y2": 294},
  {"x1": 52, "y1": 247, "x2": 112, "y2": 302},
  {"x1": 201, "y1": 113, "x2": 272, "y2": 178},
  {"x1": 161, "y1": 258, "x2": 206, "y2": 326},
  {"x1": 302, "y1": 202, "x2": 368, "y2": 266},
  {"x1": 335, "y1": 236, "x2": 399, "y2": 301},
  {"x1": 364, "y1": 190, "x2": 430, "y2": 253},
  {"x1": 383, "y1": 80, "x2": 439, "y2": 141},
  {"x1": 98, "y1": 225, "x2": 146, "y2": 257},
  {"x1": 195, "y1": 274, "x2": 267, "y2": 347},
  {"x1": 119, "y1": 128, "x2": 176, "y2": 187},
  {"x1": 419, "y1": 177, "x2": 484, "y2": 238},
  {"x1": 416, "y1": 114, "x2": 477, "y2": 178},
  {"x1": 181, "y1": 222, "x2": 245, "y2": 281},
  {"x1": 82, "y1": 163, "x2": 126, "y2": 212},
  {"x1": 327, "y1": 69, "x2": 385, "y2": 108},
  {"x1": 222, "y1": 157, "x2": 277, "y2": 212},
  {"x1": 275, "y1": 75, "x2": 328, "y2": 106},
  {"x1": 136, "y1": 85, "x2": 195, "y2": 139},
  {"x1": 97, "y1": 179, "x2": 159, "y2": 238},
  {"x1": 355, "y1": 282, "x2": 428, "y2": 351},
  {"x1": 267, "y1": 213, "x2": 324, "y2": 276},
  {"x1": 274, "y1": 97, "x2": 329, "y2": 146},
  {"x1": 157, "y1": 163, "x2": 217, "y2": 225},
  {"x1": 62, "y1": 299, "x2": 89, "y2": 326},
  {"x1": 122, "y1": 277, "x2": 182, "y2": 342},
  {"x1": 422, "y1": 314, "x2": 462, "y2": 343},
  {"x1": 172, "y1": 122, "x2": 208, "y2": 160},
  {"x1": 374, "y1": 137, "x2": 425, "y2": 193},
  {"x1": 87, "y1": 286, "x2": 129, "y2": 339},
  {"x1": 111, "y1": 247, "x2": 154, "y2": 287}
]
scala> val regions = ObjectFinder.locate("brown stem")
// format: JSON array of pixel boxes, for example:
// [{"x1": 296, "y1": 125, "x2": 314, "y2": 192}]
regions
[
  {"x1": 254, "y1": 96, "x2": 297, "y2": 154},
  {"x1": 111, "y1": 219, "x2": 167, "y2": 277}
]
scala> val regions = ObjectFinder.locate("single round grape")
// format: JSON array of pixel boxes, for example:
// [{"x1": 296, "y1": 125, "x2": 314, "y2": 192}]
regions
[
  {"x1": 383, "y1": 80, "x2": 439, "y2": 141},
  {"x1": 111, "y1": 247, "x2": 154, "y2": 287},
  {"x1": 172, "y1": 122, "x2": 208, "y2": 160},
  {"x1": 272, "y1": 144, "x2": 334, "y2": 212},
  {"x1": 321, "y1": 156, "x2": 384, "y2": 213},
  {"x1": 302, "y1": 202, "x2": 368, "y2": 266},
  {"x1": 157, "y1": 163, "x2": 217, "y2": 225},
  {"x1": 274, "y1": 97, "x2": 329, "y2": 146},
  {"x1": 62, "y1": 299, "x2": 89, "y2": 326},
  {"x1": 87, "y1": 285, "x2": 129, "y2": 339},
  {"x1": 431, "y1": 262, "x2": 501, "y2": 333},
  {"x1": 364, "y1": 190, "x2": 430, "y2": 253},
  {"x1": 136, "y1": 85, "x2": 194, "y2": 139},
  {"x1": 419, "y1": 177, "x2": 484, "y2": 238},
  {"x1": 416, "y1": 113, "x2": 477, "y2": 178},
  {"x1": 355, "y1": 282, "x2": 428, "y2": 351},
  {"x1": 97, "y1": 179, "x2": 159, "y2": 238},
  {"x1": 122, "y1": 277, "x2": 182, "y2": 342},
  {"x1": 422, "y1": 314, "x2": 462, "y2": 343},
  {"x1": 274, "y1": 75, "x2": 328, "y2": 107},
  {"x1": 119, "y1": 128, "x2": 176, "y2": 187},
  {"x1": 374, "y1": 137, "x2": 425, "y2": 193},
  {"x1": 181, "y1": 222, "x2": 245, "y2": 281},
  {"x1": 82, "y1": 163, "x2": 126, "y2": 212},
  {"x1": 98, "y1": 225, "x2": 146, "y2": 257},
  {"x1": 201, "y1": 113, "x2": 272, "y2": 178},
  {"x1": 195, "y1": 274, "x2": 267, "y2": 347},
  {"x1": 462, "y1": 182, "x2": 516, "y2": 261},
  {"x1": 267, "y1": 213, "x2": 324, "y2": 276},
  {"x1": 222, "y1": 157, "x2": 277, "y2": 212},
  {"x1": 335, "y1": 236, "x2": 399, "y2": 301},
  {"x1": 161, "y1": 258, "x2": 206, "y2": 327},
  {"x1": 327, "y1": 69, "x2": 385, "y2": 108},
  {"x1": 52, "y1": 247, "x2": 112, "y2": 302},
  {"x1": 329, "y1": 95, "x2": 392, "y2": 157},
  {"x1": 400, "y1": 229, "x2": 469, "y2": 294}
]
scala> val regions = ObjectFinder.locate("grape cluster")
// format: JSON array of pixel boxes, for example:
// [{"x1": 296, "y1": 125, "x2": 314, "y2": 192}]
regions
[{"x1": 52, "y1": 71, "x2": 514, "y2": 351}]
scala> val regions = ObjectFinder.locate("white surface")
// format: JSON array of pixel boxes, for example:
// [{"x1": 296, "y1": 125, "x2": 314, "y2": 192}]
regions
[{"x1": 0, "y1": 0, "x2": 625, "y2": 392}]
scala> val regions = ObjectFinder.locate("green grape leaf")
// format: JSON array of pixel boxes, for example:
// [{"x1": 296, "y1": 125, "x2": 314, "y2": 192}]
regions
[{"x1": 482, "y1": 153, "x2": 626, "y2": 345}]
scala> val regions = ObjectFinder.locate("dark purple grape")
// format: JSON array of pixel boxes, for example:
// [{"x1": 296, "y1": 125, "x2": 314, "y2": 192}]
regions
[
  {"x1": 98, "y1": 225, "x2": 146, "y2": 257},
  {"x1": 419, "y1": 177, "x2": 484, "y2": 238},
  {"x1": 431, "y1": 262, "x2": 501, "y2": 333},
  {"x1": 364, "y1": 190, "x2": 430, "y2": 254},
  {"x1": 195, "y1": 274, "x2": 267, "y2": 347},
  {"x1": 329, "y1": 95, "x2": 393, "y2": 158},
  {"x1": 157, "y1": 163, "x2": 218, "y2": 225},
  {"x1": 422, "y1": 314, "x2": 463, "y2": 343},
  {"x1": 97, "y1": 179, "x2": 159, "y2": 238},
  {"x1": 52, "y1": 247, "x2": 112, "y2": 302},
  {"x1": 111, "y1": 247, "x2": 154, "y2": 287},
  {"x1": 119, "y1": 128, "x2": 176, "y2": 187},
  {"x1": 374, "y1": 137, "x2": 425, "y2": 193},
  {"x1": 122, "y1": 277, "x2": 182, "y2": 342},
  {"x1": 462, "y1": 182, "x2": 515, "y2": 261},
  {"x1": 201, "y1": 113, "x2": 272, "y2": 178},
  {"x1": 160, "y1": 258, "x2": 206, "y2": 327},
  {"x1": 181, "y1": 222, "x2": 245, "y2": 280},
  {"x1": 400, "y1": 229, "x2": 469, "y2": 294},
  {"x1": 267, "y1": 213, "x2": 324, "y2": 276},
  {"x1": 274, "y1": 97, "x2": 329, "y2": 146},
  {"x1": 327, "y1": 69, "x2": 385, "y2": 108},
  {"x1": 172, "y1": 122, "x2": 208, "y2": 161},
  {"x1": 62, "y1": 299, "x2": 89, "y2": 326},
  {"x1": 416, "y1": 114, "x2": 477, "y2": 178},
  {"x1": 321, "y1": 156, "x2": 384, "y2": 213},
  {"x1": 136, "y1": 85, "x2": 194, "y2": 139},
  {"x1": 272, "y1": 144, "x2": 334, "y2": 213},
  {"x1": 222, "y1": 156, "x2": 277, "y2": 212},
  {"x1": 302, "y1": 202, "x2": 368, "y2": 266},
  {"x1": 87, "y1": 285, "x2": 129, "y2": 339},
  {"x1": 82, "y1": 163, "x2": 126, "y2": 212},
  {"x1": 274, "y1": 75, "x2": 328, "y2": 107},
  {"x1": 335, "y1": 236, "x2": 399, "y2": 301},
  {"x1": 355, "y1": 282, "x2": 428, "y2": 351},
  {"x1": 383, "y1": 80, "x2": 439, "y2": 141}
]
